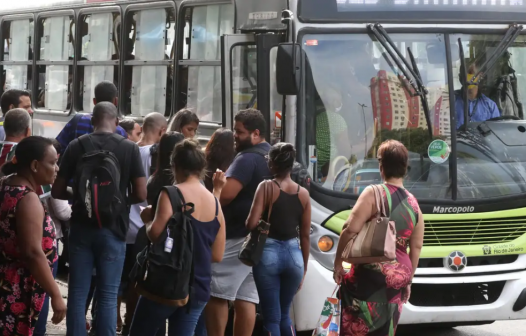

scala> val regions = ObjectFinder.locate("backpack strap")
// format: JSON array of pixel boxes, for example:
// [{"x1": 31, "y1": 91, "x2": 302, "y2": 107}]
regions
[
  {"x1": 162, "y1": 185, "x2": 195, "y2": 218},
  {"x1": 234, "y1": 145, "x2": 269, "y2": 159},
  {"x1": 78, "y1": 134, "x2": 97, "y2": 153},
  {"x1": 163, "y1": 185, "x2": 196, "y2": 312}
]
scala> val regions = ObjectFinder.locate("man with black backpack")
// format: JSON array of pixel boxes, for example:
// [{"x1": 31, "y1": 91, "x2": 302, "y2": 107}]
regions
[
  {"x1": 206, "y1": 108, "x2": 271, "y2": 336},
  {"x1": 52, "y1": 102, "x2": 147, "y2": 336}
]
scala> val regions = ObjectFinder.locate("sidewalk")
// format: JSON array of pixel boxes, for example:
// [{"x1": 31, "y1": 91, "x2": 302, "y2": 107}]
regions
[{"x1": 45, "y1": 279, "x2": 128, "y2": 336}]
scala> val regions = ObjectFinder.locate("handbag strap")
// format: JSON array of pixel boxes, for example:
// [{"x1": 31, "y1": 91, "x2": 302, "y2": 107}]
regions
[
  {"x1": 266, "y1": 180, "x2": 274, "y2": 223},
  {"x1": 372, "y1": 185, "x2": 385, "y2": 217},
  {"x1": 372, "y1": 184, "x2": 392, "y2": 218}
]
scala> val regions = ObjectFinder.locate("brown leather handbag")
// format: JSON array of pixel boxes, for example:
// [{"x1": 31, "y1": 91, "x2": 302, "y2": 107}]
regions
[
  {"x1": 238, "y1": 180, "x2": 274, "y2": 267},
  {"x1": 341, "y1": 184, "x2": 397, "y2": 264}
]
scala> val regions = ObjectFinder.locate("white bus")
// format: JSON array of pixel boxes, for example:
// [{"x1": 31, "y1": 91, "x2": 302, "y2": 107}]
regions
[{"x1": 6, "y1": 0, "x2": 526, "y2": 333}]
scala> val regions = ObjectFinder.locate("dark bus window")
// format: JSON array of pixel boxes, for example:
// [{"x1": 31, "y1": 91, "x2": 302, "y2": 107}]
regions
[
  {"x1": 37, "y1": 15, "x2": 74, "y2": 111},
  {"x1": 123, "y1": 7, "x2": 175, "y2": 116},
  {"x1": 77, "y1": 12, "x2": 120, "y2": 112},
  {"x1": 177, "y1": 4, "x2": 234, "y2": 122},
  {"x1": 1, "y1": 19, "x2": 33, "y2": 93}
]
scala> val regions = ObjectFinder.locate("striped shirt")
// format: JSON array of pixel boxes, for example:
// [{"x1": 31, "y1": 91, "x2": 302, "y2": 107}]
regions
[
  {"x1": 56, "y1": 113, "x2": 127, "y2": 155},
  {"x1": 0, "y1": 141, "x2": 49, "y2": 198}
]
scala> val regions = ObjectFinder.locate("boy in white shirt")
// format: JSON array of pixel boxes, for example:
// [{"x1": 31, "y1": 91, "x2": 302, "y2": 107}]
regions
[{"x1": 120, "y1": 112, "x2": 167, "y2": 336}]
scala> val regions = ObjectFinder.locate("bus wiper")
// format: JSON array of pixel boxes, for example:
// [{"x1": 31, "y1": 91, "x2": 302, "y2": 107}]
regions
[
  {"x1": 468, "y1": 24, "x2": 523, "y2": 85},
  {"x1": 368, "y1": 23, "x2": 433, "y2": 138},
  {"x1": 407, "y1": 47, "x2": 433, "y2": 139},
  {"x1": 458, "y1": 38, "x2": 469, "y2": 132}
]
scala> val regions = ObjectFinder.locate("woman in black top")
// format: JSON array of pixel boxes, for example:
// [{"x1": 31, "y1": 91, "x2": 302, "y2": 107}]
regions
[
  {"x1": 246, "y1": 143, "x2": 311, "y2": 336},
  {"x1": 147, "y1": 131, "x2": 185, "y2": 207}
]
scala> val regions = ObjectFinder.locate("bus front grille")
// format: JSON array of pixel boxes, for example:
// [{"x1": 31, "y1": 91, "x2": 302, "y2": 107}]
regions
[
  {"x1": 424, "y1": 216, "x2": 526, "y2": 246},
  {"x1": 409, "y1": 281, "x2": 505, "y2": 307}
]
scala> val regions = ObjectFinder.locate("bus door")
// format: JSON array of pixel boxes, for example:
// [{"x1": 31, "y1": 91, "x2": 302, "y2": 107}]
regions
[
  {"x1": 221, "y1": 34, "x2": 284, "y2": 143},
  {"x1": 255, "y1": 34, "x2": 283, "y2": 144},
  {"x1": 221, "y1": 34, "x2": 255, "y2": 132}
]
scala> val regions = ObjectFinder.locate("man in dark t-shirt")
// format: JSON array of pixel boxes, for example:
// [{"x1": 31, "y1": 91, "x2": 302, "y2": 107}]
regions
[
  {"x1": 52, "y1": 102, "x2": 147, "y2": 336},
  {"x1": 207, "y1": 108, "x2": 271, "y2": 336}
]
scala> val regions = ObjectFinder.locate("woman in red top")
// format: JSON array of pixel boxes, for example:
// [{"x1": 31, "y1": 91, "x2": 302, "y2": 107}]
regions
[{"x1": 0, "y1": 136, "x2": 66, "y2": 336}]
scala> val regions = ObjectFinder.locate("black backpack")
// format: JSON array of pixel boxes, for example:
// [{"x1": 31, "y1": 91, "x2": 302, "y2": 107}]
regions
[
  {"x1": 74, "y1": 134, "x2": 126, "y2": 229},
  {"x1": 133, "y1": 186, "x2": 195, "y2": 306}
]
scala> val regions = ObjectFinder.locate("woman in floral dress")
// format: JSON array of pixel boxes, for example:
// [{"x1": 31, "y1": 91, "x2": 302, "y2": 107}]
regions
[
  {"x1": 333, "y1": 140, "x2": 425, "y2": 336},
  {"x1": 0, "y1": 136, "x2": 66, "y2": 336}
]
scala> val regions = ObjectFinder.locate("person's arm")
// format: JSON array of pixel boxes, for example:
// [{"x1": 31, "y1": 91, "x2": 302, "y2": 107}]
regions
[
  {"x1": 409, "y1": 209, "x2": 425, "y2": 278},
  {"x1": 49, "y1": 197, "x2": 72, "y2": 221},
  {"x1": 55, "y1": 118, "x2": 75, "y2": 156},
  {"x1": 146, "y1": 190, "x2": 172, "y2": 242},
  {"x1": 245, "y1": 182, "x2": 266, "y2": 231},
  {"x1": 220, "y1": 154, "x2": 255, "y2": 206},
  {"x1": 129, "y1": 144, "x2": 147, "y2": 204},
  {"x1": 51, "y1": 143, "x2": 76, "y2": 200},
  {"x1": 17, "y1": 193, "x2": 66, "y2": 323},
  {"x1": 220, "y1": 178, "x2": 243, "y2": 206},
  {"x1": 212, "y1": 170, "x2": 226, "y2": 199},
  {"x1": 211, "y1": 205, "x2": 226, "y2": 262},
  {"x1": 51, "y1": 177, "x2": 72, "y2": 201},
  {"x1": 299, "y1": 189, "x2": 312, "y2": 274},
  {"x1": 130, "y1": 177, "x2": 147, "y2": 204},
  {"x1": 333, "y1": 186, "x2": 375, "y2": 283}
]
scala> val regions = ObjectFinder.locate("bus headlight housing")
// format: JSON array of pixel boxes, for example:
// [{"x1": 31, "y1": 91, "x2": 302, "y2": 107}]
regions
[
  {"x1": 309, "y1": 223, "x2": 340, "y2": 271},
  {"x1": 318, "y1": 236, "x2": 334, "y2": 252}
]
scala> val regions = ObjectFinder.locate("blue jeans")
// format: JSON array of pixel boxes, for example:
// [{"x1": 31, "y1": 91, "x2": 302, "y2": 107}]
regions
[
  {"x1": 195, "y1": 309, "x2": 207, "y2": 336},
  {"x1": 253, "y1": 238, "x2": 304, "y2": 336},
  {"x1": 129, "y1": 296, "x2": 206, "y2": 336},
  {"x1": 33, "y1": 259, "x2": 59, "y2": 336},
  {"x1": 66, "y1": 224, "x2": 126, "y2": 336}
]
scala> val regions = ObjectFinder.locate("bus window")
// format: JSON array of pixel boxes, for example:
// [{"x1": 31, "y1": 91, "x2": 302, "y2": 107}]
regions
[
  {"x1": 178, "y1": 4, "x2": 234, "y2": 122},
  {"x1": 1, "y1": 19, "x2": 33, "y2": 94},
  {"x1": 77, "y1": 12, "x2": 119, "y2": 112},
  {"x1": 123, "y1": 7, "x2": 175, "y2": 117},
  {"x1": 37, "y1": 15, "x2": 74, "y2": 111},
  {"x1": 231, "y1": 44, "x2": 257, "y2": 121}
]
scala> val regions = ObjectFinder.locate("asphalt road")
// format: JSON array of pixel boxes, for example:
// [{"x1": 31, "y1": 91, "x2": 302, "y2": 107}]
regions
[
  {"x1": 46, "y1": 278, "x2": 526, "y2": 336},
  {"x1": 396, "y1": 320, "x2": 526, "y2": 336},
  {"x1": 47, "y1": 319, "x2": 526, "y2": 336}
]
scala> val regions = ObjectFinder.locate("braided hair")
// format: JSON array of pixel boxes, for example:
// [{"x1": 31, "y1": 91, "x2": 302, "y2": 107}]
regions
[{"x1": 268, "y1": 142, "x2": 296, "y2": 177}]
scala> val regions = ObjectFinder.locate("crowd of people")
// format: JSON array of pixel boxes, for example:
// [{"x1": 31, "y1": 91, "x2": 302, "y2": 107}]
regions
[{"x1": 0, "y1": 80, "x2": 423, "y2": 336}]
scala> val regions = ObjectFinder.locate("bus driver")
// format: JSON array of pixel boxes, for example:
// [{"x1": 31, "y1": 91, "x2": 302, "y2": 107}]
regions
[{"x1": 455, "y1": 65, "x2": 500, "y2": 129}]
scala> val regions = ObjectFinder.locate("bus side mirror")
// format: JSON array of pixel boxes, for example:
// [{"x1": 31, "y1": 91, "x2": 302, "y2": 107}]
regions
[{"x1": 276, "y1": 43, "x2": 301, "y2": 95}]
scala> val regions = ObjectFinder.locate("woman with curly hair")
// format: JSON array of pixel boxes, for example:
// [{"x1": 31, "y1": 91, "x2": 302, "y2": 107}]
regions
[{"x1": 333, "y1": 140, "x2": 424, "y2": 336}]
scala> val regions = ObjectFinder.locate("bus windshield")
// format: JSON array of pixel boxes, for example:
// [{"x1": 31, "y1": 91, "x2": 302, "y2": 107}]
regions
[{"x1": 303, "y1": 32, "x2": 526, "y2": 200}]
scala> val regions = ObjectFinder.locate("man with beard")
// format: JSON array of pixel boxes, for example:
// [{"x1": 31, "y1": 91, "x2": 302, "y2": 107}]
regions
[{"x1": 206, "y1": 108, "x2": 270, "y2": 336}]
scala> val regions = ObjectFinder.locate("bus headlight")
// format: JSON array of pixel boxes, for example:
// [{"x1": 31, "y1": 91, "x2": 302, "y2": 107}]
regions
[{"x1": 318, "y1": 236, "x2": 334, "y2": 252}]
